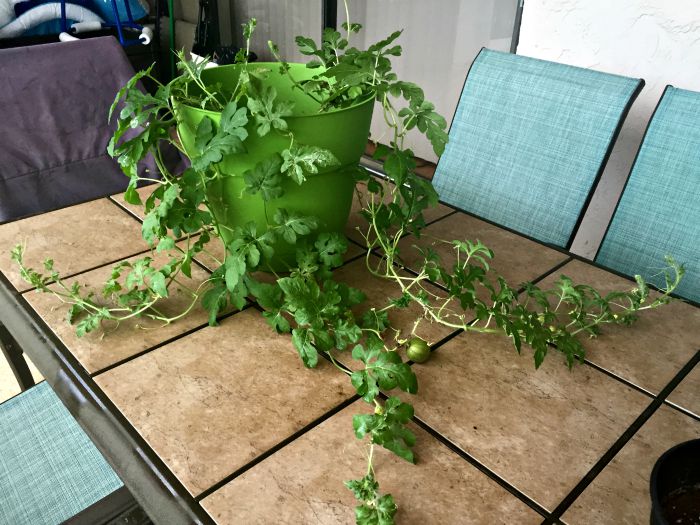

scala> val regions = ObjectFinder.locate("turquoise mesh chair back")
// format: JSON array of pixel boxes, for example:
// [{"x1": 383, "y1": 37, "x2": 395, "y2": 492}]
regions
[
  {"x1": 433, "y1": 48, "x2": 643, "y2": 248},
  {"x1": 596, "y1": 86, "x2": 700, "y2": 303}
]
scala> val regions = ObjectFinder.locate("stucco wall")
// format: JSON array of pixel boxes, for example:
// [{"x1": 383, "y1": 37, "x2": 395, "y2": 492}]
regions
[
  {"x1": 352, "y1": 0, "x2": 518, "y2": 162},
  {"x1": 517, "y1": 0, "x2": 700, "y2": 257}
]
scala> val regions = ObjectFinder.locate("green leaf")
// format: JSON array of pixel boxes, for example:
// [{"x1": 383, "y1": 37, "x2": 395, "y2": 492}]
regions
[
  {"x1": 66, "y1": 303, "x2": 84, "y2": 324},
  {"x1": 333, "y1": 318, "x2": 362, "y2": 350},
  {"x1": 191, "y1": 116, "x2": 246, "y2": 171},
  {"x1": 123, "y1": 179, "x2": 142, "y2": 205},
  {"x1": 352, "y1": 397, "x2": 416, "y2": 463},
  {"x1": 263, "y1": 310, "x2": 291, "y2": 333},
  {"x1": 194, "y1": 116, "x2": 214, "y2": 151},
  {"x1": 351, "y1": 345, "x2": 417, "y2": 401},
  {"x1": 76, "y1": 313, "x2": 103, "y2": 337},
  {"x1": 292, "y1": 327, "x2": 319, "y2": 368},
  {"x1": 224, "y1": 253, "x2": 246, "y2": 292},
  {"x1": 272, "y1": 208, "x2": 318, "y2": 243},
  {"x1": 314, "y1": 232, "x2": 347, "y2": 268},
  {"x1": 156, "y1": 237, "x2": 176, "y2": 253},
  {"x1": 280, "y1": 145, "x2": 339, "y2": 185},
  {"x1": 346, "y1": 473, "x2": 397, "y2": 525},
  {"x1": 220, "y1": 101, "x2": 249, "y2": 140},
  {"x1": 148, "y1": 271, "x2": 168, "y2": 297},
  {"x1": 398, "y1": 101, "x2": 448, "y2": 156},
  {"x1": 383, "y1": 149, "x2": 416, "y2": 186},
  {"x1": 246, "y1": 86, "x2": 294, "y2": 136},
  {"x1": 243, "y1": 155, "x2": 284, "y2": 201},
  {"x1": 295, "y1": 35, "x2": 318, "y2": 55},
  {"x1": 201, "y1": 282, "x2": 228, "y2": 325}
]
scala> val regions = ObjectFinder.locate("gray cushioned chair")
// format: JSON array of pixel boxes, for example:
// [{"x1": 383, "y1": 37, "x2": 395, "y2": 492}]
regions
[
  {"x1": 0, "y1": 36, "x2": 147, "y2": 523},
  {"x1": 0, "y1": 36, "x2": 137, "y2": 222}
]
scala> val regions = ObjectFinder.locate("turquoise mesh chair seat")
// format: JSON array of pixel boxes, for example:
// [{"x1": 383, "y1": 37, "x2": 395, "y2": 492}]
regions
[
  {"x1": 596, "y1": 86, "x2": 700, "y2": 303},
  {"x1": 0, "y1": 381, "x2": 124, "y2": 524},
  {"x1": 433, "y1": 48, "x2": 643, "y2": 248}
]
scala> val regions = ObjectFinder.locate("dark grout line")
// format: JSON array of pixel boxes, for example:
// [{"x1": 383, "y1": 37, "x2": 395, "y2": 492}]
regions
[
  {"x1": 542, "y1": 518, "x2": 566, "y2": 525},
  {"x1": 426, "y1": 327, "x2": 466, "y2": 353},
  {"x1": 583, "y1": 358, "x2": 700, "y2": 424},
  {"x1": 663, "y1": 399, "x2": 700, "y2": 423},
  {"x1": 107, "y1": 194, "x2": 147, "y2": 224},
  {"x1": 195, "y1": 394, "x2": 360, "y2": 501},
  {"x1": 91, "y1": 307, "x2": 250, "y2": 377},
  {"x1": 528, "y1": 257, "x2": 574, "y2": 286},
  {"x1": 543, "y1": 349, "x2": 700, "y2": 524},
  {"x1": 410, "y1": 413, "x2": 552, "y2": 519},
  {"x1": 582, "y1": 359, "x2": 656, "y2": 399}
]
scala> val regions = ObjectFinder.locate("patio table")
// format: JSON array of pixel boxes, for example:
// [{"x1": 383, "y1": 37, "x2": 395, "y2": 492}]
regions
[{"x1": 0, "y1": 179, "x2": 698, "y2": 524}]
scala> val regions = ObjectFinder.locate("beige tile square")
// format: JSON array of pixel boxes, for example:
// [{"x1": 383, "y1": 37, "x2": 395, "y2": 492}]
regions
[
  {"x1": 536, "y1": 260, "x2": 700, "y2": 397},
  {"x1": 396, "y1": 212, "x2": 569, "y2": 288},
  {"x1": 95, "y1": 309, "x2": 356, "y2": 496},
  {"x1": 400, "y1": 331, "x2": 650, "y2": 510},
  {"x1": 346, "y1": 179, "x2": 453, "y2": 248},
  {"x1": 563, "y1": 406, "x2": 700, "y2": 524},
  {"x1": 201, "y1": 400, "x2": 542, "y2": 525},
  {"x1": 667, "y1": 363, "x2": 700, "y2": 418},
  {"x1": 0, "y1": 200, "x2": 145, "y2": 292},
  {"x1": 23, "y1": 246, "x2": 213, "y2": 374}
]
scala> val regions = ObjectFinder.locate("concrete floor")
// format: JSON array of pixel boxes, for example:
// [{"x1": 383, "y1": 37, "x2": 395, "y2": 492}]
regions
[{"x1": 0, "y1": 354, "x2": 42, "y2": 403}]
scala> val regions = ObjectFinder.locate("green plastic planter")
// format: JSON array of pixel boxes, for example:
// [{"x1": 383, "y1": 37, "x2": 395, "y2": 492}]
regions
[{"x1": 176, "y1": 63, "x2": 374, "y2": 270}]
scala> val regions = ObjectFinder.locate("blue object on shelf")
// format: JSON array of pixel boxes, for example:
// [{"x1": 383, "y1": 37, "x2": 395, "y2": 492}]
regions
[{"x1": 91, "y1": 0, "x2": 148, "y2": 23}]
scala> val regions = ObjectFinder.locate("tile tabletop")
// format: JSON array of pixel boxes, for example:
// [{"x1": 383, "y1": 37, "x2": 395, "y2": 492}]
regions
[
  {"x1": 399, "y1": 330, "x2": 651, "y2": 511},
  {"x1": 201, "y1": 400, "x2": 542, "y2": 524},
  {"x1": 95, "y1": 308, "x2": 356, "y2": 496},
  {"x1": 22, "y1": 244, "x2": 214, "y2": 374},
  {"x1": 2, "y1": 187, "x2": 697, "y2": 524},
  {"x1": 0, "y1": 199, "x2": 146, "y2": 292},
  {"x1": 562, "y1": 405, "x2": 700, "y2": 525},
  {"x1": 396, "y1": 212, "x2": 570, "y2": 289},
  {"x1": 535, "y1": 259, "x2": 700, "y2": 397},
  {"x1": 667, "y1": 362, "x2": 700, "y2": 419}
]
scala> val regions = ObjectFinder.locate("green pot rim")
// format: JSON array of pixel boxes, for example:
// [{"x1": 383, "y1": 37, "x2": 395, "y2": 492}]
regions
[{"x1": 176, "y1": 62, "x2": 375, "y2": 119}]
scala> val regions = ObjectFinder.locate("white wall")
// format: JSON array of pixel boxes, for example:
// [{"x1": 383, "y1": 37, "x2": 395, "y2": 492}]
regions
[
  {"x1": 518, "y1": 0, "x2": 700, "y2": 258},
  {"x1": 351, "y1": 0, "x2": 519, "y2": 162},
  {"x1": 231, "y1": 0, "x2": 321, "y2": 62},
  {"x1": 227, "y1": 1, "x2": 519, "y2": 162}
]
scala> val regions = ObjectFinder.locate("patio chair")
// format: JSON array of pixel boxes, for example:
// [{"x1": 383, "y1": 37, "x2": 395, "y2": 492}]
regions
[
  {"x1": 0, "y1": 382, "x2": 138, "y2": 524},
  {"x1": 0, "y1": 36, "x2": 148, "y2": 523},
  {"x1": 0, "y1": 36, "x2": 139, "y2": 223},
  {"x1": 595, "y1": 86, "x2": 700, "y2": 303},
  {"x1": 432, "y1": 48, "x2": 644, "y2": 249},
  {"x1": 0, "y1": 35, "x2": 180, "y2": 391}
]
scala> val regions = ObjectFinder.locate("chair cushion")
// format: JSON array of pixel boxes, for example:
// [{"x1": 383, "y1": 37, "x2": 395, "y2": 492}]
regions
[
  {"x1": 0, "y1": 154, "x2": 130, "y2": 223},
  {"x1": 0, "y1": 37, "x2": 136, "y2": 222},
  {"x1": 596, "y1": 87, "x2": 700, "y2": 303},
  {"x1": 0, "y1": 382, "x2": 123, "y2": 525},
  {"x1": 433, "y1": 48, "x2": 642, "y2": 248}
]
